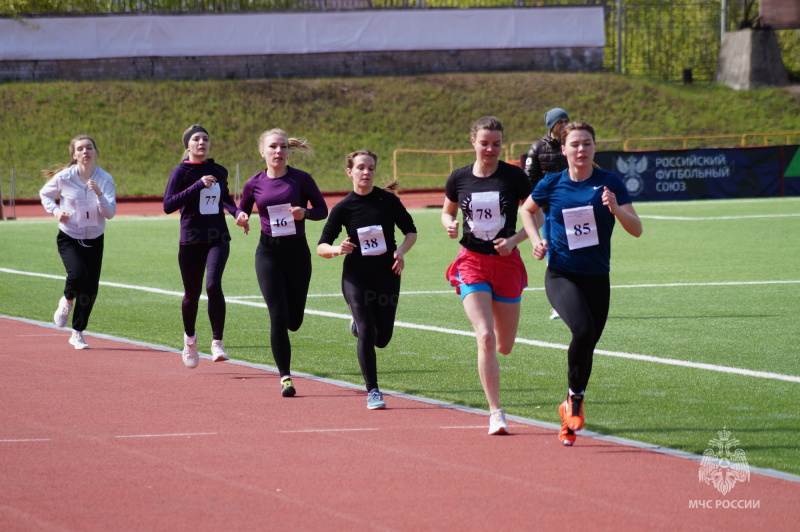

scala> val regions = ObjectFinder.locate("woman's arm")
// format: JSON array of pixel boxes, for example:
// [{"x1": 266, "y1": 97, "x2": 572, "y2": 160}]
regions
[{"x1": 441, "y1": 197, "x2": 460, "y2": 239}]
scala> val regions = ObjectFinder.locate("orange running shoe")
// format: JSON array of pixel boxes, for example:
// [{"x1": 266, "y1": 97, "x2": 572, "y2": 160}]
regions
[
  {"x1": 558, "y1": 423, "x2": 576, "y2": 446},
  {"x1": 560, "y1": 395, "x2": 585, "y2": 431}
]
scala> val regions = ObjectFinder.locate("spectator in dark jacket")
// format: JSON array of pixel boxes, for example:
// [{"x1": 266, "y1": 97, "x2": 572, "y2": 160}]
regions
[{"x1": 524, "y1": 108, "x2": 570, "y2": 320}]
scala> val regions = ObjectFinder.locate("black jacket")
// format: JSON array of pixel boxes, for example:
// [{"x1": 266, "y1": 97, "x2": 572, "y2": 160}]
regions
[{"x1": 524, "y1": 134, "x2": 568, "y2": 187}]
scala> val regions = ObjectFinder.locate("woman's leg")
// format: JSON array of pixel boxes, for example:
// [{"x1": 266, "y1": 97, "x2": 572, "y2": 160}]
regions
[
  {"x1": 205, "y1": 240, "x2": 230, "y2": 341},
  {"x1": 462, "y1": 290, "x2": 501, "y2": 411},
  {"x1": 255, "y1": 243, "x2": 292, "y2": 377},
  {"x1": 343, "y1": 270, "x2": 379, "y2": 391},
  {"x1": 492, "y1": 299, "x2": 521, "y2": 356},
  {"x1": 178, "y1": 243, "x2": 210, "y2": 337}
]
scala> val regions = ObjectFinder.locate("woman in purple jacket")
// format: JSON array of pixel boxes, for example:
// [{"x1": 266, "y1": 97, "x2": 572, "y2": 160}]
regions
[
  {"x1": 164, "y1": 125, "x2": 245, "y2": 369},
  {"x1": 236, "y1": 129, "x2": 328, "y2": 397}
]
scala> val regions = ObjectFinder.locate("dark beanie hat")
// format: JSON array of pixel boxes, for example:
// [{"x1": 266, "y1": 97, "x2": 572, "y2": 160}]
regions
[
  {"x1": 183, "y1": 125, "x2": 209, "y2": 148},
  {"x1": 545, "y1": 108, "x2": 569, "y2": 132}
]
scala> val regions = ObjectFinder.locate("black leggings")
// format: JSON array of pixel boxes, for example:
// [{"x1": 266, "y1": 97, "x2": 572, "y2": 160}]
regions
[
  {"x1": 57, "y1": 231, "x2": 104, "y2": 332},
  {"x1": 342, "y1": 264, "x2": 401, "y2": 391},
  {"x1": 255, "y1": 236, "x2": 312, "y2": 377},
  {"x1": 545, "y1": 267, "x2": 610, "y2": 395},
  {"x1": 178, "y1": 240, "x2": 230, "y2": 340}
]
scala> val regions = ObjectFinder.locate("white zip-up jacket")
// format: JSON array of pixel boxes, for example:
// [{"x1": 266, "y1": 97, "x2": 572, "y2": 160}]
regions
[{"x1": 39, "y1": 165, "x2": 117, "y2": 240}]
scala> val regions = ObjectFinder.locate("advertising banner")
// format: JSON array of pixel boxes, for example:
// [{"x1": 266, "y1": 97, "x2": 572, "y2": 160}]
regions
[{"x1": 594, "y1": 145, "x2": 800, "y2": 201}]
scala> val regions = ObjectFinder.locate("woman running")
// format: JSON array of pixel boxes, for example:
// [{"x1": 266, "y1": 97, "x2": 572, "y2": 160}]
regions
[
  {"x1": 441, "y1": 116, "x2": 532, "y2": 435},
  {"x1": 40, "y1": 134, "x2": 116, "y2": 350},
  {"x1": 520, "y1": 120, "x2": 643, "y2": 446},
  {"x1": 317, "y1": 150, "x2": 417, "y2": 410},
  {"x1": 236, "y1": 129, "x2": 328, "y2": 397},
  {"x1": 164, "y1": 125, "x2": 243, "y2": 368}
]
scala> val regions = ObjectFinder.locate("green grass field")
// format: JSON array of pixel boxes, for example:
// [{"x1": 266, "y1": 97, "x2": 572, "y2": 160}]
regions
[{"x1": 1, "y1": 197, "x2": 799, "y2": 475}]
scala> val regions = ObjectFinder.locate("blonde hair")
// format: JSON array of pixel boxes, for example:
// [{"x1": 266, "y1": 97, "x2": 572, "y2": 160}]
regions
[
  {"x1": 42, "y1": 134, "x2": 98, "y2": 178},
  {"x1": 258, "y1": 128, "x2": 313, "y2": 158}
]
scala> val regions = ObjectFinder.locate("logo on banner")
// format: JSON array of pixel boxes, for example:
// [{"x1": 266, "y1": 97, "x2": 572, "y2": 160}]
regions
[
  {"x1": 698, "y1": 428, "x2": 750, "y2": 495},
  {"x1": 615, "y1": 155, "x2": 647, "y2": 196}
]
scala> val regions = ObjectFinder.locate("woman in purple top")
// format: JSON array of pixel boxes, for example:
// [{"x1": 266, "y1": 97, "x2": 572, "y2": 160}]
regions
[
  {"x1": 236, "y1": 128, "x2": 328, "y2": 397},
  {"x1": 164, "y1": 125, "x2": 245, "y2": 369}
]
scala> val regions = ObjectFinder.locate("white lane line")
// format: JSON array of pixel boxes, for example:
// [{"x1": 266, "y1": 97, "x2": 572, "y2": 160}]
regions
[
  {"x1": 0, "y1": 438, "x2": 51, "y2": 443},
  {"x1": 279, "y1": 428, "x2": 379, "y2": 433},
  {"x1": 1, "y1": 268, "x2": 799, "y2": 384},
  {"x1": 115, "y1": 432, "x2": 218, "y2": 439}
]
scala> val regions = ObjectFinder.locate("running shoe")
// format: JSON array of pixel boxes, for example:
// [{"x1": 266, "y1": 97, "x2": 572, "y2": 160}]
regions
[
  {"x1": 562, "y1": 394, "x2": 585, "y2": 431},
  {"x1": 367, "y1": 388, "x2": 386, "y2": 410},
  {"x1": 558, "y1": 400, "x2": 577, "y2": 446},
  {"x1": 281, "y1": 377, "x2": 296, "y2": 397},
  {"x1": 69, "y1": 330, "x2": 90, "y2": 350},
  {"x1": 54, "y1": 296, "x2": 73, "y2": 328},
  {"x1": 182, "y1": 333, "x2": 199, "y2": 369},
  {"x1": 349, "y1": 318, "x2": 358, "y2": 338},
  {"x1": 488, "y1": 408, "x2": 509, "y2": 435},
  {"x1": 211, "y1": 339, "x2": 229, "y2": 362},
  {"x1": 549, "y1": 308, "x2": 561, "y2": 320}
]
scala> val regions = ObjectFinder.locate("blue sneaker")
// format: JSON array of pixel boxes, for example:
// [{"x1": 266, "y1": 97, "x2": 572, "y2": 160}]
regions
[{"x1": 367, "y1": 388, "x2": 386, "y2": 410}]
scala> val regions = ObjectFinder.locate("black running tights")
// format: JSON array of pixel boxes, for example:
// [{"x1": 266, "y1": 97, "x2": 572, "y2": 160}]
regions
[
  {"x1": 342, "y1": 266, "x2": 401, "y2": 391},
  {"x1": 178, "y1": 240, "x2": 230, "y2": 341},
  {"x1": 544, "y1": 267, "x2": 610, "y2": 395},
  {"x1": 255, "y1": 237, "x2": 312, "y2": 378}
]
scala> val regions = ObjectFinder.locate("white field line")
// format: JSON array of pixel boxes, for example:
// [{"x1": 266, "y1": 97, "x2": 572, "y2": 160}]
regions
[
  {"x1": 115, "y1": 432, "x2": 218, "y2": 439},
  {"x1": 640, "y1": 213, "x2": 800, "y2": 220},
  {"x1": 1, "y1": 267, "x2": 799, "y2": 384}
]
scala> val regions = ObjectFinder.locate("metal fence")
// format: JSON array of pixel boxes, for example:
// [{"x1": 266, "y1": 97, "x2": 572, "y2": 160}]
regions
[{"x1": 4, "y1": 1, "x2": 800, "y2": 81}]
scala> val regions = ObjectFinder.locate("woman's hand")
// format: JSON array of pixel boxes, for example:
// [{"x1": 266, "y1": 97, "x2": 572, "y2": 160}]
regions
[
  {"x1": 493, "y1": 237, "x2": 512, "y2": 256},
  {"x1": 200, "y1": 175, "x2": 217, "y2": 188},
  {"x1": 446, "y1": 219, "x2": 459, "y2": 239},
  {"x1": 236, "y1": 212, "x2": 250, "y2": 234},
  {"x1": 56, "y1": 209, "x2": 70, "y2": 222},
  {"x1": 289, "y1": 206, "x2": 306, "y2": 220},
  {"x1": 392, "y1": 250, "x2": 405, "y2": 275},
  {"x1": 338, "y1": 237, "x2": 356, "y2": 256},
  {"x1": 87, "y1": 179, "x2": 102, "y2": 197},
  {"x1": 533, "y1": 239, "x2": 549, "y2": 261}
]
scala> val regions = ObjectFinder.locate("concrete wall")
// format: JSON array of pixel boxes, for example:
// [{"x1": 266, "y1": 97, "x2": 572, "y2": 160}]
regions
[
  {"x1": 0, "y1": 47, "x2": 603, "y2": 82},
  {"x1": 715, "y1": 29, "x2": 788, "y2": 90}
]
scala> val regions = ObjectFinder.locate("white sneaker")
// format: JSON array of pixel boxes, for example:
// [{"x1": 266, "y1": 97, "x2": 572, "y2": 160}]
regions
[
  {"x1": 69, "y1": 330, "x2": 90, "y2": 350},
  {"x1": 488, "y1": 408, "x2": 508, "y2": 435},
  {"x1": 182, "y1": 333, "x2": 199, "y2": 369},
  {"x1": 549, "y1": 308, "x2": 561, "y2": 320},
  {"x1": 211, "y1": 339, "x2": 229, "y2": 362},
  {"x1": 54, "y1": 297, "x2": 73, "y2": 328}
]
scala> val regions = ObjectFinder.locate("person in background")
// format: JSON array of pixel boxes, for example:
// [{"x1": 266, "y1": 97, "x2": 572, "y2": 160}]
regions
[
  {"x1": 41, "y1": 134, "x2": 116, "y2": 350},
  {"x1": 441, "y1": 116, "x2": 532, "y2": 435},
  {"x1": 525, "y1": 107, "x2": 570, "y2": 320},
  {"x1": 317, "y1": 150, "x2": 417, "y2": 410},
  {"x1": 164, "y1": 125, "x2": 243, "y2": 369},
  {"x1": 520, "y1": 120, "x2": 642, "y2": 447},
  {"x1": 236, "y1": 129, "x2": 328, "y2": 398}
]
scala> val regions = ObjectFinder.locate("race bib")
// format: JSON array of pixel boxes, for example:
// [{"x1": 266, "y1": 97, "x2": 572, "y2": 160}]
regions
[
  {"x1": 200, "y1": 183, "x2": 220, "y2": 215},
  {"x1": 357, "y1": 225, "x2": 387, "y2": 256},
  {"x1": 267, "y1": 203, "x2": 297, "y2": 237},
  {"x1": 562, "y1": 205, "x2": 599, "y2": 250},
  {"x1": 470, "y1": 191, "x2": 502, "y2": 241},
  {"x1": 76, "y1": 198, "x2": 98, "y2": 228}
]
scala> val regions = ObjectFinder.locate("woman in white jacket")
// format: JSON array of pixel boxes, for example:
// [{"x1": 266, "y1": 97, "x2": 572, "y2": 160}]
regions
[{"x1": 40, "y1": 135, "x2": 116, "y2": 349}]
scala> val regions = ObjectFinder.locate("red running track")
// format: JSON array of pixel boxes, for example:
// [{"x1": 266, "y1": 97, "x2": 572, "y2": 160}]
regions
[{"x1": 1, "y1": 317, "x2": 798, "y2": 531}]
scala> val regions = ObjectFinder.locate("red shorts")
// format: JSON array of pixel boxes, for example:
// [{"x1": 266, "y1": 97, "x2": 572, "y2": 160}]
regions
[{"x1": 445, "y1": 247, "x2": 528, "y2": 303}]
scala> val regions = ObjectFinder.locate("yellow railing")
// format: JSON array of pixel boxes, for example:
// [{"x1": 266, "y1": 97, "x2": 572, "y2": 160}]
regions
[
  {"x1": 396, "y1": 133, "x2": 800, "y2": 183},
  {"x1": 509, "y1": 139, "x2": 624, "y2": 160},
  {"x1": 393, "y1": 147, "x2": 510, "y2": 181}
]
